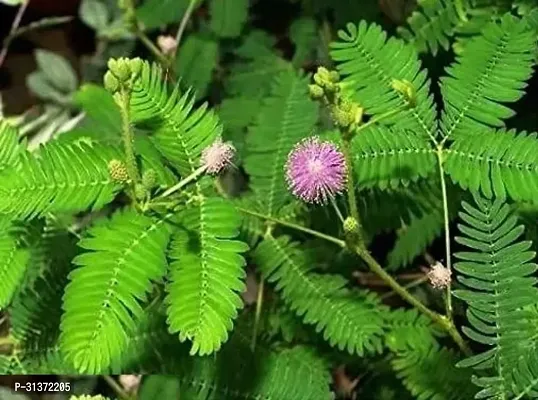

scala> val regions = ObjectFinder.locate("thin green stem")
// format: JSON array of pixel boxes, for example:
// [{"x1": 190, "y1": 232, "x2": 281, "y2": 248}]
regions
[
  {"x1": 237, "y1": 207, "x2": 345, "y2": 248},
  {"x1": 436, "y1": 146, "x2": 453, "y2": 320},
  {"x1": 118, "y1": 90, "x2": 139, "y2": 183},
  {"x1": 341, "y1": 138, "x2": 363, "y2": 240},
  {"x1": 173, "y1": 0, "x2": 198, "y2": 57},
  {"x1": 330, "y1": 197, "x2": 345, "y2": 223},
  {"x1": 251, "y1": 279, "x2": 264, "y2": 351},
  {"x1": 103, "y1": 376, "x2": 131, "y2": 400},
  {"x1": 381, "y1": 275, "x2": 428, "y2": 300},
  {"x1": 356, "y1": 246, "x2": 471, "y2": 356},
  {"x1": 158, "y1": 165, "x2": 206, "y2": 199},
  {"x1": 136, "y1": 28, "x2": 170, "y2": 67}
]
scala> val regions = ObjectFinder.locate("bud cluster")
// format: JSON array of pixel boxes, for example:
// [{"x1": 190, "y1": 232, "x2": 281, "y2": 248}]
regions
[
  {"x1": 309, "y1": 67, "x2": 364, "y2": 134},
  {"x1": 108, "y1": 159, "x2": 129, "y2": 183},
  {"x1": 104, "y1": 57, "x2": 143, "y2": 94}
]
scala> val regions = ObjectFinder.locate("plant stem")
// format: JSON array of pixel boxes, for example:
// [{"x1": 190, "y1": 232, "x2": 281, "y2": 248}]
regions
[
  {"x1": 436, "y1": 146, "x2": 453, "y2": 320},
  {"x1": 251, "y1": 279, "x2": 264, "y2": 351},
  {"x1": 103, "y1": 376, "x2": 131, "y2": 400},
  {"x1": 341, "y1": 138, "x2": 362, "y2": 231},
  {"x1": 158, "y1": 166, "x2": 206, "y2": 199},
  {"x1": 237, "y1": 207, "x2": 345, "y2": 248},
  {"x1": 120, "y1": 0, "x2": 169, "y2": 67},
  {"x1": 118, "y1": 90, "x2": 139, "y2": 183},
  {"x1": 0, "y1": 0, "x2": 30, "y2": 69},
  {"x1": 356, "y1": 246, "x2": 471, "y2": 355},
  {"x1": 240, "y1": 203, "x2": 472, "y2": 356},
  {"x1": 330, "y1": 197, "x2": 345, "y2": 223},
  {"x1": 174, "y1": 0, "x2": 198, "y2": 57}
]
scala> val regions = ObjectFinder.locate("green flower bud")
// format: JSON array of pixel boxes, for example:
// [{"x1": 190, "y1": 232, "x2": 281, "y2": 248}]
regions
[
  {"x1": 391, "y1": 79, "x2": 417, "y2": 108},
  {"x1": 329, "y1": 70, "x2": 340, "y2": 83},
  {"x1": 129, "y1": 58, "x2": 143, "y2": 78},
  {"x1": 343, "y1": 217, "x2": 359, "y2": 235},
  {"x1": 332, "y1": 105, "x2": 354, "y2": 128},
  {"x1": 308, "y1": 84, "x2": 324, "y2": 99},
  {"x1": 108, "y1": 159, "x2": 129, "y2": 183},
  {"x1": 103, "y1": 71, "x2": 120, "y2": 93},
  {"x1": 142, "y1": 169, "x2": 157, "y2": 190},
  {"x1": 108, "y1": 58, "x2": 131, "y2": 82},
  {"x1": 134, "y1": 183, "x2": 148, "y2": 200}
]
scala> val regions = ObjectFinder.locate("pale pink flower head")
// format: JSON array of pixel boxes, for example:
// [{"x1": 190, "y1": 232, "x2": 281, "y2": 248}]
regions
[
  {"x1": 157, "y1": 35, "x2": 178, "y2": 55},
  {"x1": 285, "y1": 136, "x2": 347, "y2": 204},
  {"x1": 201, "y1": 137, "x2": 236, "y2": 174},
  {"x1": 427, "y1": 262, "x2": 452, "y2": 289},
  {"x1": 119, "y1": 374, "x2": 141, "y2": 394}
]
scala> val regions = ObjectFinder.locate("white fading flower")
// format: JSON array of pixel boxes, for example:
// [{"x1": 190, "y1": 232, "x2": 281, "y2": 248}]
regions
[
  {"x1": 200, "y1": 137, "x2": 236, "y2": 174},
  {"x1": 427, "y1": 262, "x2": 452, "y2": 289},
  {"x1": 119, "y1": 374, "x2": 141, "y2": 394},
  {"x1": 157, "y1": 35, "x2": 178, "y2": 55}
]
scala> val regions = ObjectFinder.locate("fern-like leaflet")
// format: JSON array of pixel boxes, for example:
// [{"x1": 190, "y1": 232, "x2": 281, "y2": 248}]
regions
[
  {"x1": 453, "y1": 195, "x2": 538, "y2": 399},
  {"x1": 0, "y1": 140, "x2": 123, "y2": 220},
  {"x1": 254, "y1": 235, "x2": 386, "y2": 355},
  {"x1": 60, "y1": 210, "x2": 173, "y2": 373},
  {"x1": 166, "y1": 197, "x2": 249, "y2": 355}
]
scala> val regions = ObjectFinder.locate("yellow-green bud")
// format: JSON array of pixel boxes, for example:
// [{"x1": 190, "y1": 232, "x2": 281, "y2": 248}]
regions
[
  {"x1": 308, "y1": 84, "x2": 324, "y2": 99},
  {"x1": 391, "y1": 79, "x2": 417, "y2": 108},
  {"x1": 343, "y1": 217, "x2": 359, "y2": 235},
  {"x1": 108, "y1": 58, "x2": 131, "y2": 82},
  {"x1": 103, "y1": 71, "x2": 120, "y2": 93},
  {"x1": 134, "y1": 183, "x2": 147, "y2": 200},
  {"x1": 142, "y1": 169, "x2": 157, "y2": 190},
  {"x1": 332, "y1": 105, "x2": 354, "y2": 128},
  {"x1": 108, "y1": 159, "x2": 129, "y2": 182},
  {"x1": 129, "y1": 58, "x2": 143, "y2": 78},
  {"x1": 329, "y1": 70, "x2": 340, "y2": 83}
]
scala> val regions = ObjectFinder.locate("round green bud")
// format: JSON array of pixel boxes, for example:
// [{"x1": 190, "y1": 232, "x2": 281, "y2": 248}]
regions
[
  {"x1": 308, "y1": 84, "x2": 324, "y2": 99},
  {"x1": 343, "y1": 217, "x2": 359, "y2": 234},
  {"x1": 142, "y1": 169, "x2": 157, "y2": 190},
  {"x1": 103, "y1": 71, "x2": 120, "y2": 93},
  {"x1": 108, "y1": 159, "x2": 129, "y2": 183}
]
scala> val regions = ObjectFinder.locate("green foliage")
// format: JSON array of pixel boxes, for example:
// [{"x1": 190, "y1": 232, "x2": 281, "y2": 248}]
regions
[
  {"x1": 209, "y1": 0, "x2": 249, "y2": 38},
  {"x1": 330, "y1": 20, "x2": 437, "y2": 139},
  {"x1": 386, "y1": 310, "x2": 476, "y2": 399},
  {"x1": 352, "y1": 126, "x2": 436, "y2": 189},
  {"x1": 60, "y1": 210, "x2": 174, "y2": 373},
  {"x1": 445, "y1": 129, "x2": 538, "y2": 202},
  {"x1": 254, "y1": 235, "x2": 387, "y2": 355},
  {"x1": 175, "y1": 34, "x2": 219, "y2": 99},
  {"x1": 166, "y1": 197, "x2": 248, "y2": 355},
  {"x1": 439, "y1": 14, "x2": 535, "y2": 140},
  {"x1": 453, "y1": 195, "x2": 538, "y2": 398},
  {"x1": 2, "y1": 1, "x2": 538, "y2": 399},
  {"x1": 0, "y1": 140, "x2": 123, "y2": 220}
]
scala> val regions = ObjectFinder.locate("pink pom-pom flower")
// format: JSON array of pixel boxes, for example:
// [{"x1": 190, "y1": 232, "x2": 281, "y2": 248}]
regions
[
  {"x1": 285, "y1": 136, "x2": 347, "y2": 204},
  {"x1": 201, "y1": 137, "x2": 236, "y2": 174}
]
